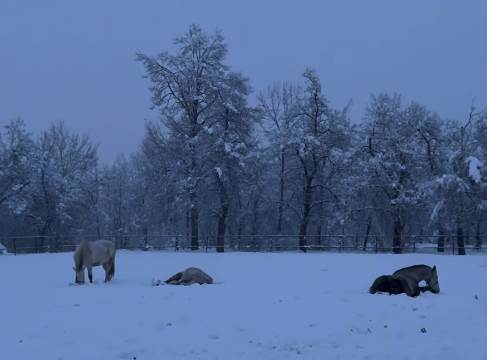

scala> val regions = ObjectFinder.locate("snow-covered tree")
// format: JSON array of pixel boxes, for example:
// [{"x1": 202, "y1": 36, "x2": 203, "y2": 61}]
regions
[
  {"x1": 137, "y1": 25, "x2": 255, "y2": 250},
  {"x1": 25, "y1": 121, "x2": 98, "y2": 247},
  {"x1": 205, "y1": 73, "x2": 255, "y2": 252},
  {"x1": 358, "y1": 95, "x2": 442, "y2": 253},
  {"x1": 285, "y1": 70, "x2": 351, "y2": 251},
  {"x1": 430, "y1": 105, "x2": 487, "y2": 254},
  {"x1": 0, "y1": 118, "x2": 33, "y2": 209}
]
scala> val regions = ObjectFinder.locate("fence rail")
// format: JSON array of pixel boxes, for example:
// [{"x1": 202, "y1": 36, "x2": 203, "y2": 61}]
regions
[{"x1": 2, "y1": 233, "x2": 487, "y2": 255}]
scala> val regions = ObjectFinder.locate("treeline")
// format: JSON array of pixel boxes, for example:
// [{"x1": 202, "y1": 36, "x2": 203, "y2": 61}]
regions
[{"x1": 1, "y1": 25, "x2": 486, "y2": 253}]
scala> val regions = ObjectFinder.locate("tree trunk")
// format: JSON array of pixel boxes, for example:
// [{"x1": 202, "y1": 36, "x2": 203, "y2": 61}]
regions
[
  {"x1": 189, "y1": 140, "x2": 199, "y2": 250},
  {"x1": 251, "y1": 199, "x2": 259, "y2": 251},
  {"x1": 314, "y1": 171, "x2": 324, "y2": 249},
  {"x1": 475, "y1": 220, "x2": 482, "y2": 250},
  {"x1": 190, "y1": 203, "x2": 199, "y2": 251},
  {"x1": 299, "y1": 178, "x2": 313, "y2": 253},
  {"x1": 237, "y1": 213, "x2": 243, "y2": 251},
  {"x1": 457, "y1": 225, "x2": 466, "y2": 255},
  {"x1": 299, "y1": 222, "x2": 308, "y2": 253},
  {"x1": 216, "y1": 208, "x2": 228, "y2": 253},
  {"x1": 277, "y1": 149, "x2": 285, "y2": 234},
  {"x1": 362, "y1": 216, "x2": 372, "y2": 251},
  {"x1": 184, "y1": 206, "x2": 190, "y2": 250},
  {"x1": 143, "y1": 227, "x2": 148, "y2": 250},
  {"x1": 392, "y1": 216, "x2": 403, "y2": 254},
  {"x1": 437, "y1": 225, "x2": 445, "y2": 253},
  {"x1": 215, "y1": 171, "x2": 228, "y2": 253},
  {"x1": 315, "y1": 224, "x2": 322, "y2": 249}
]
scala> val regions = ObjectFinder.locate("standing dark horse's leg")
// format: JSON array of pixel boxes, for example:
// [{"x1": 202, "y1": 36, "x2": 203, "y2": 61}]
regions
[
  {"x1": 403, "y1": 279, "x2": 420, "y2": 297},
  {"x1": 394, "y1": 275, "x2": 420, "y2": 297},
  {"x1": 103, "y1": 263, "x2": 109, "y2": 282},
  {"x1": 88, "y1": 267, "x2": 93, "y2": 283}
]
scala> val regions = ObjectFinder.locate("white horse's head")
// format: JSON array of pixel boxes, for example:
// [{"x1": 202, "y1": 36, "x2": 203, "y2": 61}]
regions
[
  {"x1": 73, "y1": 266, "x2": 85, "y2": 284},
  {"x1": 73, "y1": 241, "x2": 87, "y2": 284}
]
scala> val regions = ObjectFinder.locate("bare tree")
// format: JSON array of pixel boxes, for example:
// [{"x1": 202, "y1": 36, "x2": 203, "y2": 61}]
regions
[{"x1": 258, "y1": 83, "x2": 301, "y2": 234}]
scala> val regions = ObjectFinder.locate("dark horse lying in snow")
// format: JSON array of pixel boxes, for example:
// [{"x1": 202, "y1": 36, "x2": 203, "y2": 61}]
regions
[{"x1": 369, "y1": 265, "x2": 440, "y2": 297}]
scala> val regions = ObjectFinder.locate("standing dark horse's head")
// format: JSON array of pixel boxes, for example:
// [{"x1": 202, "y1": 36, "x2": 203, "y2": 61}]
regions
[{"x1": 429, "y1": 266, "x2": 440, "y2": 293}]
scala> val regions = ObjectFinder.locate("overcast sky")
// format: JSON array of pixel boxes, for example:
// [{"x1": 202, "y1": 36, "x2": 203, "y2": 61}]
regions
[{"x1": 1, "y1": 0, "x2": 486, "y2": 163}]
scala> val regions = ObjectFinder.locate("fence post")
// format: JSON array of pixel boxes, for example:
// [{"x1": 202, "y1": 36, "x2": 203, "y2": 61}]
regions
[
  {"x1": 375, "y1": 236, "x2": 378, "y2": 253},
  {"x1": 13, "y1": 238, "x2": 17, "y2": 256}
]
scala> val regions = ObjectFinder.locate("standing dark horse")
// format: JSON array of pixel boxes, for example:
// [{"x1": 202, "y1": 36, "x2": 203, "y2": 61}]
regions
[
  {"x1": 393, "y1": 264, "x2": 440, "y2": 295},
  {"x1": 73, "y1": 240, "x2": 116, "y2": 284},
  {"x1": 370, "y1": 264, "x2": 440, "y2": 297}
]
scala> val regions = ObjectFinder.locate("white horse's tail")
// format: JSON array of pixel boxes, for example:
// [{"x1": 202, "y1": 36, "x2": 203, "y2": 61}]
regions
[{"x1": 109, "y1": 256, "x2": 115, "y2": 278}]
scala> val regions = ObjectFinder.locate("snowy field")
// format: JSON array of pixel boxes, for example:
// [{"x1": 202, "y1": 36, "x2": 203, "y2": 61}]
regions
[{"x1": 1, "y1": 251, "x2": 487, "y2": 360}]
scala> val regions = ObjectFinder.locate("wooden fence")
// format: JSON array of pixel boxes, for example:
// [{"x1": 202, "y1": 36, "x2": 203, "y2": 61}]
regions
[{"x1": 1, "y1": 234, "x2": 487, "y2": 255}]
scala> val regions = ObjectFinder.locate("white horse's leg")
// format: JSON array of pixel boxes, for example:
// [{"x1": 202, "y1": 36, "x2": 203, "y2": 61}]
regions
[
  {"x1": 109, "y1": 256, "x2": 115, "y2": 281},
  {"x1": 88, "y1": 266, "x2": 93, "y2": 283},
  {"x1": 75, "y1": 270, "x2": 85, "y2": 284},
  {"x1": 103, "y1": 258, "x2": 114, "y2": 282}
]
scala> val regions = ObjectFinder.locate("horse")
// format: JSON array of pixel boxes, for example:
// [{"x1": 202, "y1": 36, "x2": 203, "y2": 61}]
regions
[
  {"x1": 393, "y1": 264, "x2": 440, "y2": 294},
  {"x1": 73, "y1": 240, "x2": 116, "y2": 284},
  {"x1": 369, "y1": 275, "x2": 405, "y2": 295},
  {"x1": 369, "y1": 264, "x2": 440, "y2": 297},
  {"x1": 165, "y1": 267, "x2": 213, "y2": 285}
]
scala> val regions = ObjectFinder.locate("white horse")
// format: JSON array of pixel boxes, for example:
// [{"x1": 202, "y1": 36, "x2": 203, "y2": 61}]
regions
[
  {"x1": 73, "y1": 240, "x2": 116, "y2": 284},
  {"x1": 164, "y1": 267, "x2": 213, "y2": 285}
]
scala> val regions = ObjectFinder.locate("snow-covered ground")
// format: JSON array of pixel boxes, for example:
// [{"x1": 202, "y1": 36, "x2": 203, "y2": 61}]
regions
[{"x1": 1, "y1": 251, "x2": 486, "y2": 360}]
